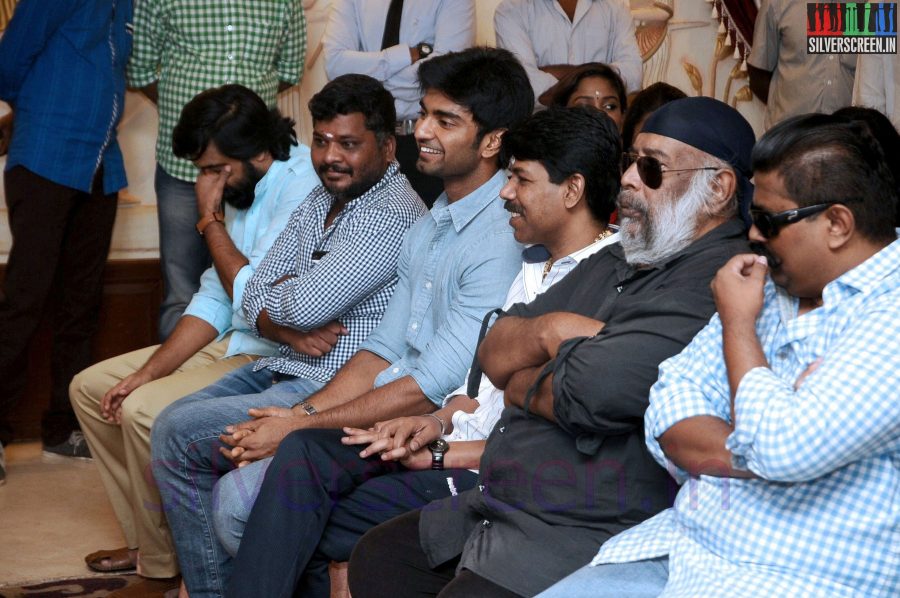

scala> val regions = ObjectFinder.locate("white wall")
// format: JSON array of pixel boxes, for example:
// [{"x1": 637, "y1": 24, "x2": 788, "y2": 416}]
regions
[{"x1": 0, "y1": 0, "x2": 765, "y2": 262}]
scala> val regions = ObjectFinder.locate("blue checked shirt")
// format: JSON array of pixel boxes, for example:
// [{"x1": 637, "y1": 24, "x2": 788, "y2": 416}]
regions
[
  {"x1": 242, "y1": 162, "x2": 426, "y2": 382},
  {"x1": 594, "y1": 237, "x2": 900, "y2": 597},
  {"x1": 0, "y1": 0, "x2": 132, "y2": 194},
  {"x1": 183, "y1": 144, "x2": 318, "y2": 359},
  {"x1": 360, "y1": 169, "x2": 523, "y2": 404}
]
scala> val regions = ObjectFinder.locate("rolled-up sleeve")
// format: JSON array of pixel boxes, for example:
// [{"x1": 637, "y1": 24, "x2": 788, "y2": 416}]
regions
[
  {"x1": 323, "y1": 0, "x2": 411, "y2": 82},
  {"x1": 184, "y1": 267, "x2": 235, "y2": 336},
  {"x1": 126, "y1": 0, "x2": 162, "y2": 88},
  {"x1": 726, "y1": 307, "x2": 900, "y2": 482},
  {"x1": 748, "y1": 0, "x2": 778, "y2": 71},
  {"x1": 550, "y1": 288, "x2": 719, "y2": 455},
  {"x1": 276, "y1": 0, "x2": 306, "y2": 85}
]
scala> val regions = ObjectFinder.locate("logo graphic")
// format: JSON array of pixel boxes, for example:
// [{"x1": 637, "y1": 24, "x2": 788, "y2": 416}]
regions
[{"x1": 807, "y1": 3, "x2": 897, "y2": 54}]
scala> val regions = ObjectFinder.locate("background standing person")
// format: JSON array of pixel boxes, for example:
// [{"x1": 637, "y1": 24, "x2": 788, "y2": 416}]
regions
[
  {"x1": 0, "y1": 0, "x2": 133, "y2": 463},
  {"x1": 127, "y1": 0, "x2": 307, "y2": 340},
  {"x1": 323, "y1": 0, "x2": 476, "y2": 206}
]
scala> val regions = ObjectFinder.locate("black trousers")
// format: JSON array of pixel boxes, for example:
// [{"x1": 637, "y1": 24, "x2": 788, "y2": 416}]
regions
[
  {"x1": 0, "y1": 166, "x2": 117, "y2": 445},
  {"x1": 348, "y1": 509, "x2": 523, "y2": 598},
  {"x1": 395, "y1": 134, "x2": 444, "y2": 208},
  {"x1": 226, "y1": 429, "x2": 478, "y2": 598}
]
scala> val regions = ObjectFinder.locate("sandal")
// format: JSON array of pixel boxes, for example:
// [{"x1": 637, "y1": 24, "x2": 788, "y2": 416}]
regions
[{"x1": 84, "y1": 546, "x2": 137, "y2": 572}]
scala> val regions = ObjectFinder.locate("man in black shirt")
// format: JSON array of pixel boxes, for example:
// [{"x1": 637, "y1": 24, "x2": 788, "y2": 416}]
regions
[{"x1": 348, "y1": 97, "x2": 756, "y2": 598}]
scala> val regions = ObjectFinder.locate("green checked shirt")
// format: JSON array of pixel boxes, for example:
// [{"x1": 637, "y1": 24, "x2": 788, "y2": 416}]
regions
[{"x1": 127, "y1": 0, "x2": 306, "y2": 182}]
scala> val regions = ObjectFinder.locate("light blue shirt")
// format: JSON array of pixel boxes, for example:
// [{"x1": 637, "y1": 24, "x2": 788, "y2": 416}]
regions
[
  {"x1": 183, "y1": 143, "x2": 319, "y2": 358},
  {"x1": 323, "y1": 0, "x2": 475, "y2": 120},
  {"x1": 361, "y1": 169, "x2": 522, "y2": 404},
  {"x1": 594, "y1": 237, "x2": 900, "y2": 597}
]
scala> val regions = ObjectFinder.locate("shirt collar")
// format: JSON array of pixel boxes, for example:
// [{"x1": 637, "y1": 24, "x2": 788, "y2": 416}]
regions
[
  {"x1": 828, "y1": 235, "x2": 900, "y2": 295},
  {"x1": 252, "y1": 143, "x2": 308, "y2": 203},
  {"x1": 430, "y1": 169, "x2": 507, "y2": 233}
]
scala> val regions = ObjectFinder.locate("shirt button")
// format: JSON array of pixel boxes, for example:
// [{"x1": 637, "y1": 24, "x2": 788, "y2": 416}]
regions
[
  {"x1": 225, "y1": 24, "x2": 234, "y2": 32},
  {"x1": 392, "y1": 367, "x2": 400, "y2": 374},
  {"x1": 827, "y1": 80, "x2": 832, "y2": 85},
  {"x1": 829, "y1": 55, "x2": 834, "y2": 60},
  {"x1": 227, "y1": 53, "x2": 235, "y2": 61},
  {"x1": 424, "y1": 281, "x2": 432, "y2": 289},
  {"x1": 482, "y1": 519, "x2": 492, "y2": 528},
  {"x1": 411, "y1": 322, "x2": 418, "y2": 330}
]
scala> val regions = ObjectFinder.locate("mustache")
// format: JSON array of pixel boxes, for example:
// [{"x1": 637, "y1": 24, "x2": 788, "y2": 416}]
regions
[
  {"x1": 505, "y1": 203, "x2": 523, "y2": 215},
  {"x1": 615, "y1": 190, "x2": 648, "y2": 217},
  {"x1": 318, "y1": 164, "x2": 353, "y2": 175}
]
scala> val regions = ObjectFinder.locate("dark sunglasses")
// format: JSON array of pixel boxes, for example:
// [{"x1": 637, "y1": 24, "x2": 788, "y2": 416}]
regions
[
  {"x1": 750, "y1": 203, "x2": 841, "y2": 238},
  {"x1": 622, "y1": 152, "x2": 720, "y2": 189}
]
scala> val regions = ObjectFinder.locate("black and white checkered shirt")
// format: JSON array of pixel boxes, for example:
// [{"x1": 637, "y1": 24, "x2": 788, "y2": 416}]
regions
[{"x1": 242, "y1": 162, "x2": 426, "y2": 382}]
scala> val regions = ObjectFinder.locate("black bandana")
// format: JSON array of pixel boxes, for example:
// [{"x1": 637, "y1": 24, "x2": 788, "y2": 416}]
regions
[{"x1": 642, "y1": 96, "x2": 756, "y2": 227}]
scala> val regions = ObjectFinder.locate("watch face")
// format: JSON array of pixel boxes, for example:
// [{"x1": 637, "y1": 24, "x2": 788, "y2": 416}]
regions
[
  {"x1": 429, "y1": 438, "x2": 449, "y2": 453},
  {"x1": 420, "y1": 43, "x2": 433, "y2": 56}
]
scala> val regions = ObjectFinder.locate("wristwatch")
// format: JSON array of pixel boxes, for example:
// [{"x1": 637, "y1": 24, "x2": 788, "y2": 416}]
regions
[
  {"x1": 428, "y1": 438, "x2": 449, "y2": 470},
  {"x1": 196, "y1": 211, "x2": 224, "y2": 236},
  {"x1": 416, "y1": 42, "x2": 434, "y2": 59},
  {"x1": 293, "y1": 400, "x2": 317, "y2": 416}
]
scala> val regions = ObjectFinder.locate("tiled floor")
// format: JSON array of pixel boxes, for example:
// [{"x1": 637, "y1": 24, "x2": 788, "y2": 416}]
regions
[{"x1": 0, "y1": 441, "x2": 126, "y2": 587}]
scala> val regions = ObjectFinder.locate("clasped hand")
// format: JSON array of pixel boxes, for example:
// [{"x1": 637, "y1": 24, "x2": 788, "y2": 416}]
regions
[
  {"x1": 341, "y1": 415, "x2": 441, "y2": 470},
  {"x1": 218, "y1": 406, "x2": 300, "y2": 467}
]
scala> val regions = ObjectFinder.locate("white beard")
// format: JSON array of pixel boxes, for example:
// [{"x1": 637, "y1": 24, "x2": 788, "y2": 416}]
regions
[{"x1": 618, "y1": 169, "x2": 718, "y2": 267}]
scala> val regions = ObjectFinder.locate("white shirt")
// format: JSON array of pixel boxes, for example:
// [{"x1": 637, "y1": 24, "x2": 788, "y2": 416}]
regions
[
  {"x1": 444, "y1": 232, "x2": 621, "y2": 448},
  {"x1": 493, "y1": 0, "x2": 642, "y2": 99},
  {"x1": 853, "y1": 54, "x2": 900, "y2": 130},
  {"x1": 323, "y1": 0, "x2": 475, "y2": 120}
]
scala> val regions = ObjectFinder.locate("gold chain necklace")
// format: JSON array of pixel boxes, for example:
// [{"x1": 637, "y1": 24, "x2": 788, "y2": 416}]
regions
[{"x1": 542, "y1": 228, "x2": 614, "y2": 280}]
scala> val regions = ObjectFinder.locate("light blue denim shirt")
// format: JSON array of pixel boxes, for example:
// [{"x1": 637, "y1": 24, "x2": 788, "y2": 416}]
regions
[
  {"x1": 183, "y1": 143, "x2": 319, "y2": 358},
  {"x1": 360, "y1": 169, "x2": 522, "y2": 404}
]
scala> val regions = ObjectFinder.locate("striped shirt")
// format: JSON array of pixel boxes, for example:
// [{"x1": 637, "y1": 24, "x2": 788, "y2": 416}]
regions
[
  {"x1": 127, "y1": 0, "x2": 306, "y2": 182},
  {"x1": 594, "y1": 237, "x2": 900, "y2": 597},
  {"x1": 242, "y1": 162, "x2": 427, "y2": 382}
]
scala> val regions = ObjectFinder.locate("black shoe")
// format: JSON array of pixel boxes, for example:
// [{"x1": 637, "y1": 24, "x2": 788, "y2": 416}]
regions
[{"x1": 42, "y1": 430, "x2": 92, "y2": 461}]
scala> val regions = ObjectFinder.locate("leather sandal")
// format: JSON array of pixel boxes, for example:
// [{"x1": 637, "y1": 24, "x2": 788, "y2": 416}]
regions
[{"x1": 84, "y1": 546, "x2": 137, "y2": 572}]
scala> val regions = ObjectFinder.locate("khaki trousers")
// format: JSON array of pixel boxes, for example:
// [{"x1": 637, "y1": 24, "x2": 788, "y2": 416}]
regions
[{"x1": 70, "y1": 336, "x2": 257, "y2": 578}]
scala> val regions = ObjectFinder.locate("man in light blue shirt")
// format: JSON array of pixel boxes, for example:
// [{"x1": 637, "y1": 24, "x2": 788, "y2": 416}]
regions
[
  {"x1": 70, "y1": 85, "x2": 317, "y2": 594},
  {"x1": 540, "y1": 116, "x2": 900, "y2": 597}
]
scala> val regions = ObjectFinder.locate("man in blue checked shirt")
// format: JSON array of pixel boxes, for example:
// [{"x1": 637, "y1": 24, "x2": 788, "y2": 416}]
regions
[
  {"x1": 151, "y1": 49, "x2": 531, "y2": 598},
  {"x1": 69, "y1": 85, "x2": 318, "y2": 596},
  {"x1": 542, "y1": 115, "x2": 900, "y2": 597}
]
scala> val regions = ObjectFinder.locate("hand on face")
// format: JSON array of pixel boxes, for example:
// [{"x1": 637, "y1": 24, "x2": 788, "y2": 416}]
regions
[
  {"x1": 195, "y1": 165, "x2": 229, "y2": 217},
  {"x1": 711, "y1": 253, "x2": 768, "y2": 326}
]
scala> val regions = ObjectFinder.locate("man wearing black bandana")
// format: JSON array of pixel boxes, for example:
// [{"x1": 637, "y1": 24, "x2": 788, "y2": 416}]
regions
[{"x1": 349, "y1": 97, "x2": 756, "y2": 597}]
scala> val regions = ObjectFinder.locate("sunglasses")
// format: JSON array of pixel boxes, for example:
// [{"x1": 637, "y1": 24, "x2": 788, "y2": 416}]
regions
[
  {"x1": 749, "y1": 203, "x2": 845, "y2": 238},
  {"x1": 622, "y1": 152, "x2": 720, "y2": 189}
]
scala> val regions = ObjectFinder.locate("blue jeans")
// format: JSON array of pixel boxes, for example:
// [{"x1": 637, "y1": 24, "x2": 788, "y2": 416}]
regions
[
  {"x1": 536, "y1": 557, "x2": 669, "y2": 598},
  {"x1": 155, "y1": 165, "x2": 210, "y2": 341},
  {"x1": 150, "y1": 362, "x2": 324, "y2": 598}
]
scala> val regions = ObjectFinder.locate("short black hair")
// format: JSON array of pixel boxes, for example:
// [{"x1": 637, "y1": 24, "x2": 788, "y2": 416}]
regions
[
  {"x1": 417, "y1": 47, "x2": 534, "y2": 144},
  {"x1": 501, "y1": 106, "x2": 621, "y2": 225},
  {"x1": 308, "y1": 74, "x2": 396, "y2": 142},
  {"x1": 833, "y1": 105, "x2": 900, "y2": 226},
  {"x1": 752, "y1": 112, "x2": 897, "y2": 243},
  {"x1": 172, "y1": 84, "x2": 296, "y2": 162},
  {"x1": 621, "y1": 82, "x2": 687, "y2": 150},
  {"x1": 542, "y1": 62, "x2": 627, "y2": 110}
]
